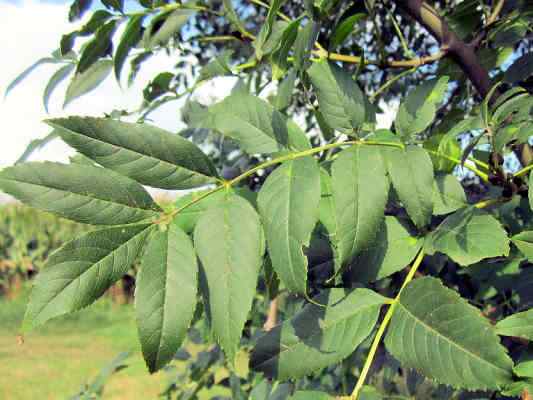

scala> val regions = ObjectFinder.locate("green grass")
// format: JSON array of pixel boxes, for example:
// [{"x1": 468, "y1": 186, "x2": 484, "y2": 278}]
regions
[{"x1": 0, "y1": 289, "x2": 165, "y2": 400}]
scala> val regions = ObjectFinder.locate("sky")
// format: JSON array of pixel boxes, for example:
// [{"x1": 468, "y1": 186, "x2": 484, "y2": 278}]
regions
[{"x1": 0, "y1": 0, "x2": 396, "y2": 172}]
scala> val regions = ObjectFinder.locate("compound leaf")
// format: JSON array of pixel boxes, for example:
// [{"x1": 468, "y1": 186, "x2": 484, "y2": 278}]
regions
[
  {"x1": 258, "y1": 156, "x2": 320, "y2": 294},
  {"x1": 385, "y1": 277, "x2": 513, "y2": 390},
  {"x1": 251, "y1": 288, "x2": 385, "y2": 380},
  {"x1": 136, "y1": 222, "x2": 197, "y2": 373},
  {"x1": 0, "y1": 161, "x2": 159, "y2": 225},
  {"x1": 47, "y1": 117, "x2": 218, "y2": 190},
  {"x1": 23, "y1": 224, "x2": 153, "y2": 331}
]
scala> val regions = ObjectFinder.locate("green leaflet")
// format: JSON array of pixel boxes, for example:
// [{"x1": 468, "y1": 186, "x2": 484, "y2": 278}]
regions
[
  {"x1": 348, "y1": 216, "x2": 422, "y2": 283},
  {"x1": 496, "y1": 309, "x2": 533, "y2": 340},
  {"x1": 198, "y1": 93, "x2": 310, "y2": 154},
  {"x1": 198, "y1": 50, "x2": 233, "y2": 82},
  {"x1": 290, "y1": 391, "x2": 332, "y2": 399},
  {"x1": 136, "y1": 222, "x2": 197, "y2": 373},
  {"x1": 385, "y1": 277, "x2": 513, "y2": 390},
  {"x1": 426, "y1": 207, "x2": 510, "y2": 266},
  {"x1": 395, "y1": 76, "x2": 449, "y2": 139},
  {"x1": 386, "y1": 146, "x2": 434, "y2": 229},
  {"x1": 271, "y1": 19, "x2": 300, "y2": 80},
  {"x1": 114, "y1": 15, "x2": 144, "y2": 84},
  {"x1": 143, "y1": 8, "x2": 195, "y2": 49},
  {"x1": 308, "y1": 60, "x2": 366, "y2": 136},
  {"x1": 423, "y1": 133, "x2": 461, "y2": 173},
  {"x1": 511, "y1": 231, "x2": 533, "y2": 262},
  {"x1": 250, "y1": 288, "x2": 385, "y2": 380},
  {"x1": 432, "y1": 173, "x2": 467, "y2": 215},
  {"x1": 0, "y1": 162, "x2": 159, "y2": 225},
  {"x1": 332, "y1": 145, "x2": 389, "y2": 273},
  {"x1": 4, "y1": 56, "x2": 61, "y2": 98},
  {"x1": 258, "y1": 156, "x2": 320, "y2": 294},
  {"x1": 222, "y1": 0, "x2": 247, "y2": 37},
  {"x1": 64, "y1": 60, "x2": 113, "y2": 107},
  {"x1": 254, "y1": 0, "x2": 284, "y2": 60},
  {"x1": 293, "y1": 20, "x2": 320, "y2": 72},
  {"x1": 318, "y1": 168, "x2": 337, "y2": 245},
  {"x1": 77, "y1": 20, "x2": 117, "y2": 74},
  {"x1": 194, "y1": 193, "x2": 265, "y2": 363},
  {"x1": 23, "y1": 224, "x2": 153, "y2": 331},
  {"x1": 47, "y1": 117, "x2": 218, "y2": 190},
  {"x1": 43, "y1": 64, "x2": 75, "y2": 113}
]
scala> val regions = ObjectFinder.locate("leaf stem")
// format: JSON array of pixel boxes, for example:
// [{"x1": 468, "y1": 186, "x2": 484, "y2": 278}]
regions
[
  {"x1": 514, "y1": 163, "x2": 533, "y2": 178},
  {"x1": 425, "y1": 149, "x2": 490, "y2": 182},
  {"x1": 350, "y1": 249, "x2": 425, "y2": 399},
  {"x1": 164, "y1": 140, "x2": 404, "y2": 221}
]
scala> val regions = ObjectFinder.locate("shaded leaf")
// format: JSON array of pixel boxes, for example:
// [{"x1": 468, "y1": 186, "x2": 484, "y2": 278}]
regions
[
  {"x1": 251, "y1": 288, "x2": 385, "y2": 380},
  {"x1": 258, "y1": 156, "x2": 320, "y2": 294},
  {"x1": 136, "y1": 222, "x2": 197, "y2": 373},
  {"x1": 194, "y1": 193, "x2": 265, "y2": 363},
  {"x1": 114, "y1": 15, "x2": 145, "y2": 84},
  {"x1": 432, "y1": 174, "x2": 467, "y2": 215},
  {"x1": 385, "y1": 277, "x2": 513, "y2": 390},
  {"x1": 426, "y1": 207, "x2": 510, "y2": 266},
  {"x1": 77, "y1": 20, "x2": 117, "y2": 74}
]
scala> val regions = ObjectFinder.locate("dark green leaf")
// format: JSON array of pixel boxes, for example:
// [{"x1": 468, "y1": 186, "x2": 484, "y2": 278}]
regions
[
  {"x1": 273, "y1": 69, "x2": 296, "y2": 110},
  {"x1": 329, "y1": 13, "x2": 365, "y2": 50},
  {"x1": 271, "y1": 19, "x2": 300, "y2": 80},
  {"x1": 254, "y1": 0, "x2": 284, "y2": 60},
  {"x1": 432, "y1": 174, "x2": 467, "y2": 215},
  {"x1": 0, "y1": 161, "x2": 159, "y2": 225},
  {"x1": 385, "y1": 277, "x2": 513, "y2": 390},
  {"x1": 194, "y1": 193, "x2": 265, "y2": 363},
  {"x1": 293, "y1": 21, "x2": 319, "y2": 72},
  {"x1": 386, "y1": 146, "x2": 434, "y2": 229},
  {"x1": 144, "y1": 8, "x2": 195, "y2": 49},
  {"x1": 77, "y1": 20, "x2": 117, "y2": 74},
  {"x1": 48, "y1": 117, "x2": 218, "y2": 190},
  {"x1": 102, "y1": 0, "x2": 124, "y2": 12},
  {"x1": 332, "y1": 145, "x2": 389, "y2": 273},
  {"x1": 69, "y1": 0, "x2": 93, "y2": 22},
  {"x1": 395, "y1": 77, "x2": 449, "y2": 139},
  {"x1": 251, "y1": 288, "x2": 385, "y2": 380},
  {"x1": 426, "y1": 207, "x2": 510, "y2": 266},
  {"x1": 23, "y1": 224, "x2": 153, "y2": 331},
  {"x1": 136, "y1": 222, "x2": 197, "y2": 373},
  {"x1": 308, "y1": 60, "x2": 366, "y2": 136},
  {"x1": 114, "y1": 15, "x2": 145, "y2": 84},
  {"x1": 258, "y1": 156, "x2": 320, "y2": 294}
]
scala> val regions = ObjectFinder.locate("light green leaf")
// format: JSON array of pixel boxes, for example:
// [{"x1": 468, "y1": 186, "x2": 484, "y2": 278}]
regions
[
  {"x1": 386, "y1": 146, "x2": 434, "y2": 229},
  {"x1": 496, "y1": 309, "x2": 533, "y2": 340},
  {"x1": 144, "y1": 8, "x2": 195, "y2": 49},
  {"x1": 250, "y1": 288, "x2": 385, "y2": 380},
  {"x1": 385, "y1": 277, "x2": 513, "y2": 390},
  {"x1": 114, "y1": 15, "x2": 144, "y2": 84},
  {"x1": 136, "y1": 222, "x2": 197, "y2": 373},
  {"x1": 290, "y1": 391, "x2": 332, "y2": 400},
  {"x1": 194, "y1": 193, "x2": 265, "y2": 363},
  {"x1": 64, "y1": 60, "x2": 113, "y2": 107},
  {"x1": 47, "y1": 117, "x2": 218, "y2": 190},
  {"x1": 197, "y1": 93, "x2": 310, "y2": 154},
  {"x1": 273, "y1": 69, "x2": 296, "y2": 110},
  {"x1": 432, "y1": 173, "x2": 467, "y2": 215},
  {"x1": 395, "y1": 76, "x2": 449, "y2": 139},
  {"x1": 293, "y1": 21, "x2": 319, "y2": 72},
  {"x1": 23, "y1": 224, "x2": 153, "y2": 331},
  {"x1": 423, "y1": 133, "x2": 461, "y2": 173},
  {"x1": 258, "y1": 156, "x2": 320, "y2": 294},
  {"x1": 43, "y1": 64, "x2": 75, "y2": 113},
  {"x1": 426, "y1": 207, "x2": 510, "y2": 266},
  {"x1": 0, "y1": 161, "x2": 159, "y2": 225},
  {"x1": 332, "y1": 145, "x2": 389, "y2": 273},
  {"x1": 15, "y1": 130, "x2": 59, "y2": 164},
  {"x1": 512, "y1": 231, "x2": 533, "y2": 262},
  {"x1": 4, "y1": 57, "x2": 60, "y2": 98},
  {"x1": 308, "y1": 60, "x2": 366, "y2": 135},
  {"x1": 348, "y1": 217, "x2": 422, "y2": 283}
]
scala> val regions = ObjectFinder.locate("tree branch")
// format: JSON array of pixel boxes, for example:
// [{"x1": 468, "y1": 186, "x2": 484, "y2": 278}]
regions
[{"x1": 392, "y1": 0, "x2": 492, "y2": 97}]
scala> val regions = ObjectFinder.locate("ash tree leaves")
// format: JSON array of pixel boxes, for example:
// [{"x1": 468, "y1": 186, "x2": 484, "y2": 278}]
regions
[
  {"x1": 395, "y1": 76, "x2": 449, "y2": 139},
  {"x1": 385, "y1": 277, "x2": 513, "y2": 390},
  {"x1": 426, "y1": 207, "x2": 510, "y2": 266},
  {"x1": 331, "y1": 145, "x2": 389, "y2": 274},
  {"x1": 511, "y1": 231, "x2": 533, "y2": 262},
  {"x1": 258, "y1": 156, "x2": 320, "y2": 294},
  {"x1": 64, "y1": 60, "x2": 113, "y2": 107},
  {"x1": 432, "y1": 173, "x2": 467, "y2": 215},
  {"x1": 197, "y1": 93, "x2": 310, "y2": 154},
  {"x1": 0, "y1": 161, "x2": 159, "y2": 225},
  {"x1": 496, "y1": 309, "x2": 533, "y2": 340},
  {"x1": 47, "y1": 117, "x2": 218, "y2": 190},
  {"x1": 114, "y1": 15, "x2": 145, "y2": 84},
  {"x1": 194, "y1": 193, "x2": 265, "y2": 363},
  {"x1": 136, "y1": 222, "x2": 197, "y2": 373},
  {"x1": 251, "y1": 288, "x2": 386, "y2": 380},
  {"x1": 386, "y1": 146, "x2": 434, "y2": 230},
  {"x1": 143, "y1": 8, "x2": 195, "y2": 49},
  {"x1": 308, "y1": 60, "x2": 366, "y2": 136},
  {"x1": 23, "y1": 224, "x2": 153, "y2": 331}
]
